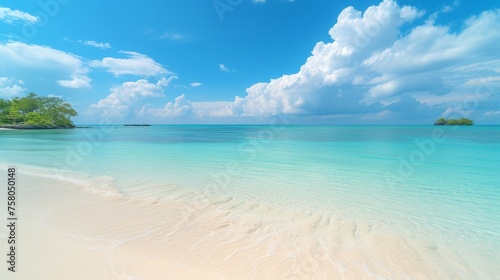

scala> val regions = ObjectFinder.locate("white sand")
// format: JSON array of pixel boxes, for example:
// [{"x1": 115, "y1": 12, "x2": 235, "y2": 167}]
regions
[{"x1": 0, "y1": 168, "x2": 492, "y2": 279}]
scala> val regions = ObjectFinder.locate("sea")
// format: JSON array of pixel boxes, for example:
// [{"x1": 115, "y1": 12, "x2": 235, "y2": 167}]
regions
[{"x1": 0, "y1": 125, "x2": 499, "y2": 278}]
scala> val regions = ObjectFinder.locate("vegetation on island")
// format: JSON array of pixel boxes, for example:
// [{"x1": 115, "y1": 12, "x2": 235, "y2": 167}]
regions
[
  {"x1": 434, "y1": 117, "x2": 474, "y2": 126},
  {"x1": 0, "y1": 93, "x2": 77, "y2": 129}
]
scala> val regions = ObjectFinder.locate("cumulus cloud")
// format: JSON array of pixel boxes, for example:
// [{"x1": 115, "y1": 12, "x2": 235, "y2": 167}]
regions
[
  {"x1": 0, "y1": 6, "x2": 38, "y2": 24},
  {"x1": 57, "y1": 71, "x2": 92, "y2": 89},
  {"x1": 0, "y1": 41, "x2": 91, "y2": 89},
  {"x1": 91, "y1": 77, "x2": 176, "y2": 118},
  {"x1": 155, "y1": 94, "x2": 194, "y2": 117},
  {"x1": 91, "y1": 51, "x2": 169, "y2": 77},
  {"x1": 216, "y1": 0, "x2": 423, "y2": 116},
  {"x1": 362, "y1": 9, "x2": 500, "y2": 101},
  {"x1": 0, "y1": 77, "x2": 27, "y2": 98},
  {"x1": 212, "y1": 0, "x2": 500, "y2": 122}
]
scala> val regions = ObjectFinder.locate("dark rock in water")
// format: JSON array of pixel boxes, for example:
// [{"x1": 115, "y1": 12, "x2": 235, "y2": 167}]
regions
[{"x1": 124, "y1": 124, "x2": 151, "y2": 126}]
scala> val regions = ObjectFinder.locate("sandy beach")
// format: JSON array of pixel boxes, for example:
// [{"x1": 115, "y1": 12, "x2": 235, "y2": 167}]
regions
[{"x1": 1, "y1": 165, "x2": 494, "y2": 280}]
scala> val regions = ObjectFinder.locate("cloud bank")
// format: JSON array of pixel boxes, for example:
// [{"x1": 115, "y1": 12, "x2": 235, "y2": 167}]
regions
[
  {"x1": 0, "y1": 41, "x2": 91, "y2": 89},
  {"x1": 198, "y1": 0, "x2": 500, "y2": 122},
  {"x1": 91, "y1": 76, "x2": 177, "y2": 118}
]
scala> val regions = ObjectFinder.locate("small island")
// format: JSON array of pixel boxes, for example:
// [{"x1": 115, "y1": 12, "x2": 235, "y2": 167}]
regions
[
  {"x1": 0, "y1": 93, "x2": 77, "y2": 129},
  {"x1": 434, "y1": 117, "x2": 474, "y2": 126}
]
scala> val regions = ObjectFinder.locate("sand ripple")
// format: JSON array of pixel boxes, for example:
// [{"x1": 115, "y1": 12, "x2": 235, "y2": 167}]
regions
[{"x1": 0, "y1": 167, "x2": 497, "y2": 279}]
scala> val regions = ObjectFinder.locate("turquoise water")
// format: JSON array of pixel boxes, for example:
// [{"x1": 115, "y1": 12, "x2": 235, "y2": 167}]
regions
[{"x1": 1, "y1": 125, "x2": 499, "y2": 275}]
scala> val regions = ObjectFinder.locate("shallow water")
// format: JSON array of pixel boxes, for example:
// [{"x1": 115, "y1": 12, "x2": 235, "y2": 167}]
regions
[{"x1": 1, "y1": 125, "x2": 499, "y2": 278}]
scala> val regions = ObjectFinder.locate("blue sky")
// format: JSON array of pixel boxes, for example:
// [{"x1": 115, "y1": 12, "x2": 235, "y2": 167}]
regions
[{"x1": 0, "y1": 0, "x2": 499, "y2": 124}]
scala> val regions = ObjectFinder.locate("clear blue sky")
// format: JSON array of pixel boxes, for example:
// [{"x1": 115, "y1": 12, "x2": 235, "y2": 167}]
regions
[{"x1": 1, "y1": 0, "x2": 499, "y2": 124}]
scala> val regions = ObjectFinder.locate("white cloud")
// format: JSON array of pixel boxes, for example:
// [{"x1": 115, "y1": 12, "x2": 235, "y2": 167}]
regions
[
  {"x1": 218, "y1": 63, "x2": 234, "y2": 72},
  {"x1": 57, "y1": 71, "x2": 92, "y2": 89},
  {"x1": 218, "y1": 0, "x2": 423, "y2": 116},
  {"x1": 155, "y1": 94, "x2": 193, "y2": 117},
  {"x1": 91, "y1": 77, "x2": 176, "y2": 118},
  {"x1": 141, "y1": 97, "x2": 233, "y2": 119},
  {"x1": 0, "y1": 84, "x2": 25, "y2": 97},
  {"x1": 0, "y1": 41, "x2": 91, "y2": 89},
  {"x1": 214, "y1": 0, "x2": 500, "y2": 121},
  {"x1": 192, "y1": 101, "x2": 232, "y2": 112},
  {"x1": 0, "y1": 77, "x2": 27, "y2": 98},
  {"x1": 442, "y1": 1, "x2": 460, "y2": 13},
  {"x1": 484, "y1": 110, "x2": 500, "y2": 117},
  {"x1": 464, "y1": 75, "x2": 500, "y2": 87},
  {"x1": 0, "y1": 6, "x2": 38, "y2": 24},
  {"x1": 441, "y1": 107, "x2": 473, "y2": 119},
  {"x1": 91, "y1": 51, "x2": 169, "y2": 77},
  {"x1": 328, "y1": 0, "x2": 423, "y2": 52},
  {"x1": 81, "y1": 40, "x2": 111, "y2": 49},
  {"x1": 193, "y1": 101, "x2": 234, "y2": 117},
  {"x1": 160, "y1": 32, "x2": 191, "y2": 42},
  {"x1": 362, "y1": 8, "x2": 500, "y2": 101},
  {"x1": 190, "y1": 82, "x2": 203, "y2": 87}
]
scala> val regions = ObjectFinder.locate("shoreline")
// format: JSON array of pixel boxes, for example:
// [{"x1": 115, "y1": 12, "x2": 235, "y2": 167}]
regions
[
  {"x1": 0, "y1": 125, "x2": 75, "y2": 130},
  {"x1": 0, "y1": 164, "x2": 495, "y2": 279}
]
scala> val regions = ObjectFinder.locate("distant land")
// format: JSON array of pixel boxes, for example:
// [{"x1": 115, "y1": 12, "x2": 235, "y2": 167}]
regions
[{"x1": 434, "y1": 118, "x2": 474, "y2": 126}]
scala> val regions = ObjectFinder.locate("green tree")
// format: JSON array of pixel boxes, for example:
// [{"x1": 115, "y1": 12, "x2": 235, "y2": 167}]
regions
[
  {"x1": 0, "y1": 98, "x2": 11, "y2": 123},
  {"x1": 460, "y1": 118, "x2": 474, "y2": 125},
  {"x1": 6, "y1": 103, "x2": 24, "y2": 124},
  {"x1": 24, "y1": 112, "x2": 52, "y2": 126},
  {"x1": 434, "y1": 117, "x2": 447, "y2": 125},
  {"x1": 434, "y1": 117, "x2": 474, "y2": 126},
  {"x1": 40, "y1": 96, "x2": 78, "y2": 127},
  {"x1": 0, "y1": 93, "x2": 77, "y2": 127}
]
